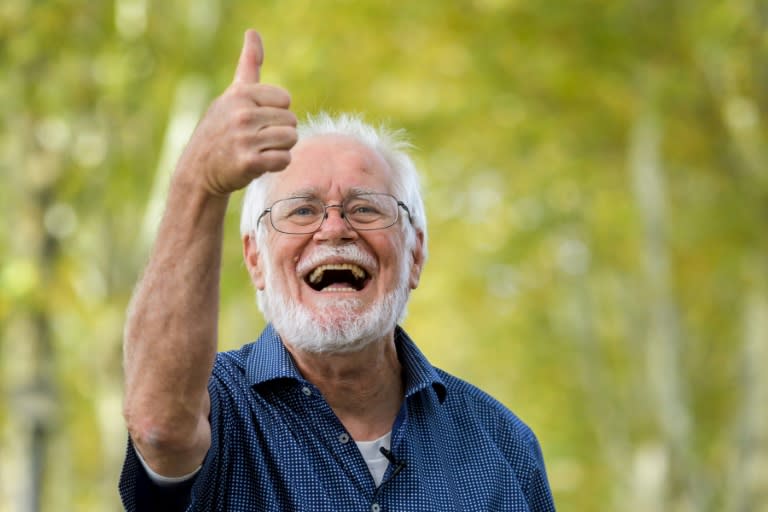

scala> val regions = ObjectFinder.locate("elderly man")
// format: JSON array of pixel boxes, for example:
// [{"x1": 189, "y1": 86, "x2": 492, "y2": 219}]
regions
[{"x1": 120, "y1": 30, "x2": 556, "y2": 511}]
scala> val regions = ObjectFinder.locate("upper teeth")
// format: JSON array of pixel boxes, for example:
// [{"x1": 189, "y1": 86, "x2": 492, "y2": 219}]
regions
[{"x1": 308, "y1": 264, "x2": 366, "y2": 284}]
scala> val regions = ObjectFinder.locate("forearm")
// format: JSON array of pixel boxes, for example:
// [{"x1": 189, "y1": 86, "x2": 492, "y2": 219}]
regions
[
  {"x1": 121, "y1": 29, "x2": 295, "y2": 476},
  {"x1": 123, "y1": 172, "x2": 227, "y2": 472}
]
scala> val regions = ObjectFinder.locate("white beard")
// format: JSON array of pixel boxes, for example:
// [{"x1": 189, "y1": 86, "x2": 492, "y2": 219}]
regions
[{"x1": 256, "y1": 245, "x2": 412, "y2": 354}]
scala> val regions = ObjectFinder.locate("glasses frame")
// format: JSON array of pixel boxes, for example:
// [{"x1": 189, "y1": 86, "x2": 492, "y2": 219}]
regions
[{"x1": 256, "y1": 192, "x2": 413, "y2": 235}]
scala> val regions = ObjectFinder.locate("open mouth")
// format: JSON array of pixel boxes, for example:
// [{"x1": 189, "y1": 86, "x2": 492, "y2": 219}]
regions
[{"x1": 305, "y1": 263, "x2": 370, "y2": 292}]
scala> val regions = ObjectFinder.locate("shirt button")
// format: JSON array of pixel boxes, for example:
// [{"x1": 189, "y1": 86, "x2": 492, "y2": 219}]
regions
[
  {"x1": 338, "y1": 433, "x2": 350, "y2": 444},
  {"x1": 371, "y1": 504, "x2": 381, "y2": 512},
  {"x1": 301, "y1": 386, "x2": 312, "y2": 396}
]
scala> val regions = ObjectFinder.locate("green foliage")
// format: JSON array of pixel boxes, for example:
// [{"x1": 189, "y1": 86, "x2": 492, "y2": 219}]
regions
[{"x1": 1, "y1": 0, "x2": 766, "y2": 510}]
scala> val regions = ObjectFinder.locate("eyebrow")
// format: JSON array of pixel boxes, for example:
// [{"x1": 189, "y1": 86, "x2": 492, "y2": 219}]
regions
[
  {"x1": 283, "y1": 186, "x2": 383, "y2": 199},
  {"x1": 285, "y1": 188, "x2": 318, "y2": 199}
]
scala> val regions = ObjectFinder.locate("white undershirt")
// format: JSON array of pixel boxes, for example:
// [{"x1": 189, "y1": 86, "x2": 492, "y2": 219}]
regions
[
  {"x1": 135, "y1": 447, "x2": 202, "y2": 487},
  {"x1": 355, "y1": 431, "x2": 392, "y2": 487},
  {"x1": 136, "y1": 431, "x2": 393, "y2": 487}
]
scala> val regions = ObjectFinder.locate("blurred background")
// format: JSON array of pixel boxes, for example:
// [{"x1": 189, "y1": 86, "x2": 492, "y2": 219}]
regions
[{"x1": 1, "y1": 0, "x2": 767, "y2": 510}]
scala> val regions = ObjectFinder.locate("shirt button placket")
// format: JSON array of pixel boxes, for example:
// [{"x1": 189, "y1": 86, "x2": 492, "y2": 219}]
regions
[
  {"x1": 338, "y1": 432, "x2": 350, "y2": 444},
  {"x1": 301, "y1": 386, "x2": 312, "y2": 397},
  {"x1": 371, "y1": 504, "x2": 381, "y2": 512}
]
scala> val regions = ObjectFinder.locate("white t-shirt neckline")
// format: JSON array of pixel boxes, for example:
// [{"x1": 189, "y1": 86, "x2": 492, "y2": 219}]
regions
[{"x1": 355, "y1": 431, "x2": 392, "y2": 487}]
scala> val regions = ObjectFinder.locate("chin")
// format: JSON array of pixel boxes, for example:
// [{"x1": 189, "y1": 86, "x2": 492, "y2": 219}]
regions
[{"x1": 257, "y1": 287, "x2": 410, "y2": 355}]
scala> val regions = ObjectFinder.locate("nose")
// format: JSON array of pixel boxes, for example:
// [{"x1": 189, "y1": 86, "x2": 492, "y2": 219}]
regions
[{"x1": 313, "y1": 205, "x2": 357, "y2": 242}]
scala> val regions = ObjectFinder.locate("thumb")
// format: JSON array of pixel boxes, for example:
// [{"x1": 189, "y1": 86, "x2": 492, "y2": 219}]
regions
[{"x1": 234, "y1": 29, "x2": 263, "y2": 83}]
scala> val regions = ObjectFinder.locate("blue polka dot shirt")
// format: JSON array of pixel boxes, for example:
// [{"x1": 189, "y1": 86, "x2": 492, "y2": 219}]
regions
[{"x1": 119, "y1": 325, "x2": 556, "y2": 511}]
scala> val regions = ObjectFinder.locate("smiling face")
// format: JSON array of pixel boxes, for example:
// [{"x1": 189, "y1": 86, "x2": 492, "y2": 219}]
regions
[{"x1": 243, "y1": 134, "x2": 425, "y2": 353}]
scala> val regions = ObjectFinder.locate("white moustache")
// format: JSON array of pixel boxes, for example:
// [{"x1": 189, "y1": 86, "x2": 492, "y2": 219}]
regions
[{"x1": 296, "y1": 245, "x2": 378, "y2": 276}]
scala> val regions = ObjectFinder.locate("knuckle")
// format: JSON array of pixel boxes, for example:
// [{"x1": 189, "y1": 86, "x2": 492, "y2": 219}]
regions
[
  {"x1": 258, "y1": 85, "x2": 291, "y2": 108},
  {"x1": 233, "y1": 108, "x2": 253, "y2": 128},
  {"x1": 241, "y1": 151, "x2": 262, "y2": 170},
  {"x1": 264, "y1": 152, "x2": 291, "y2": 172},
  {"x1": 227, "y1": 81, "x2": 249, "y2": 97},
  {"x1": 280, "y1": 90, "x2": 292, "y2": 108}
]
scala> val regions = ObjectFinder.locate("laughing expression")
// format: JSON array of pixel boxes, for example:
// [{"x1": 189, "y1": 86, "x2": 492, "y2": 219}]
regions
[
  {"x1": 244, "y1": 134, "x2": 424, "y2": 334},
  {"x1": 306, "y1": 262, "x2": 370, "y2": 293}
]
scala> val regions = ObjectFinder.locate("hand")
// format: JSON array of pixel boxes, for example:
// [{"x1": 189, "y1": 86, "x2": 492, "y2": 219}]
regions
[{"x1": 177, "y1": 29, "x2": 298, "y2": 196}]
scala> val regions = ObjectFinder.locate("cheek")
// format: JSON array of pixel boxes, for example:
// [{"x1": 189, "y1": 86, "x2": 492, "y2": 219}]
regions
[
  {"x1": 377, "y1": 240, "x2": 409, "y2": 285},
  {"x1": 267, "y1": 247, "x2": 304, "y2": 289}
]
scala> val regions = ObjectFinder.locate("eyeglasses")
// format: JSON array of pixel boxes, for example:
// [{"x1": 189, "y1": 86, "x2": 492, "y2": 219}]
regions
[{"x1": 257, "y1": 193, "x2": 412, "y2": 235}]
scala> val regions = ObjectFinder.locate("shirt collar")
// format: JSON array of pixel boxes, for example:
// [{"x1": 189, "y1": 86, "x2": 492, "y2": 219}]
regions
[
  {"x1": 394, "y1": 326, "x2": 447, "y2": 403},
  {"x1": 245, "y1": 324, "x2": 447, "y2": 403},
  {"x1": 245, "y1": 324, "x2": 305, "y2": 385}
]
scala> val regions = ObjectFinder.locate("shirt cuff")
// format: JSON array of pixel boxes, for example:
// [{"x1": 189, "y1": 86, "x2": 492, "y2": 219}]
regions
[{"x1": 134, "y1": 445, "x2": 202, "y2": 487}]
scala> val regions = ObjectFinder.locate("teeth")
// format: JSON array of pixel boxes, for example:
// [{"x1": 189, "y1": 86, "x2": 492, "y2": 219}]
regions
[{"x1": 308, "y1": 263, "x2": 366, "y2": 284}]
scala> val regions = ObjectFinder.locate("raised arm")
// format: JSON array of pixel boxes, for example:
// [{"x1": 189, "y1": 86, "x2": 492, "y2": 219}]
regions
[{"x1": 122, "y1": 30, "x2": 297, "y2": 476}]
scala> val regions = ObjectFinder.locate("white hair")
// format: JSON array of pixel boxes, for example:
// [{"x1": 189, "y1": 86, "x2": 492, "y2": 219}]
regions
[{"x1": 240, "y1": 112, "x2": 428, "y2": 257}]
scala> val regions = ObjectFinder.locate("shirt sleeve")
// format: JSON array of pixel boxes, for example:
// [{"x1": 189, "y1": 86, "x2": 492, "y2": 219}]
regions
[
  {"x1": 134, "y1": 443, "x2": 202, "y2": 486},
  {"x1": 120, "y1": 364, "x2": 236, "y2": 510},
  {"x1": 522, "y1": 427, "x2": 557, "y2": 512},
  {"x1": 119, "y1": 438, "x2": 197, "y2": 512}
]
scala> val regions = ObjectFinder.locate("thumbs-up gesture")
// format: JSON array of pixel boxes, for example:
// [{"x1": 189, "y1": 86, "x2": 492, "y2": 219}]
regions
[{"x1": 176, "y1": 30, "x2": 298, "y2": 196}]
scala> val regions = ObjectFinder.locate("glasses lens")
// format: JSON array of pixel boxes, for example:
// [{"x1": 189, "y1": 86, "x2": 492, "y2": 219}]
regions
[
  {"x1": 267, "y1": 194, "x2": 402, "y2": 234},
  {"x1": 271, "y1": 197, "x2": 325, "y2": 234},
  {"x1": 344, "y1": 194, "x2": 399, "y2": 230}
]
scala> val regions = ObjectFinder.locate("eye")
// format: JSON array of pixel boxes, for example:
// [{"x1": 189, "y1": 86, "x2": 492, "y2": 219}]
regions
[
  {"x1": 347, "y1": 197, "x2": 383, "y2": 214},
  {"x1": 281, "y1": 199, "x2": 321, "y2": 217},
  {"x1": 347, "y1": 201, "x2": 383, "y2": 222},
  {"x1": 290, "y1": 205, "x2": 320, "y2": 217},
  {"x1": 276, "y1": 199, "x2": 323, "y2": 226},
  {"x1": 351, "y1": 203, "x2": 381, "y2": 215}
]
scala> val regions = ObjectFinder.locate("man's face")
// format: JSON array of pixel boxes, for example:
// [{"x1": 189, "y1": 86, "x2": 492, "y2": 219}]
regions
[{"x1": 243, "y1": 134, "x2": 424, "y2": 352}]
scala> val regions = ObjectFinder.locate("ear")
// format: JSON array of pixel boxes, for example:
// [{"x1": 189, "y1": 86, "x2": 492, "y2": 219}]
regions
[
  {"x1": 243, "y1": 234, "x2": 266, "y2": 290},
  {"x1": 408, "y1": 229, "x2": 426, "y2": 289}
]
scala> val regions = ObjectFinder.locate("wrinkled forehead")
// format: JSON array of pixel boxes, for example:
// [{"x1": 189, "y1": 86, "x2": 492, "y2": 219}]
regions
[{"x1": 266, "y1": 134, "x2": 395, "y2": 201}]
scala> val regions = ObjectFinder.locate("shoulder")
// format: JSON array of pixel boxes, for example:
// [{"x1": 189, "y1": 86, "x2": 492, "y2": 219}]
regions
[
  {"x1": 435, "y1": 368, "x2": 544, "y2": 458},
  {"x1": 209, "y1": 344, "x2": 254, "y2": 382},
  {"x1": 205, "y1": 343, "x2": 264, "y2": 409},
  {"x1": 437, "y1": 369, "x2": 523, "y2": 421},
  {"x1": 432, "y1": 368, "x2": 552, "y2": 500},
  {"x1": 214, "y1": 343, "x2": 255, "y2": 370},
  {"x1": 423, "y1": 368, "x2": 553, "y2": 503}
]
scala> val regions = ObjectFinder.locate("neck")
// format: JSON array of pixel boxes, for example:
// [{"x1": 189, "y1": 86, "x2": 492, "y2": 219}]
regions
[{"x1": 284, "y1": 333, "x2": 404, "y2": 441}]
